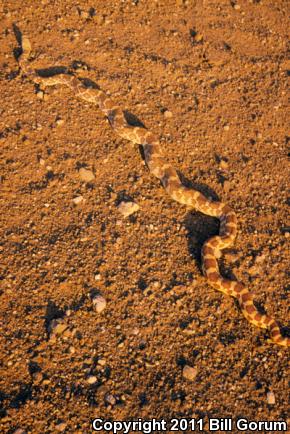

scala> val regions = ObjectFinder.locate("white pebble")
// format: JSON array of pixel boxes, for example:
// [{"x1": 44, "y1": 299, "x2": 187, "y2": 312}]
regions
[
  {"x1": 182, "y1": 365, "x2": 198, "y2": 381},
  {"x1": 92, "y1": 295, "x2": 107, "y2": 313},
  {"x1": 86, "y1": 375, "x2": 97, "y2": 384},
  {"x1": 36, "y1": 90, "x2": 44, "y2": 99},
  {"x1": 164, "y1": 110, "x2": 173, "y2": 119},
  {"x1": 117, "y1": 201, "x2": 140, "y2": 217},
  {"x1": 56, "y1": 118, "x2": 64, "y2": 126},
  {"x1": 73, "y1": 195, "x2": 84, "y2": 205}
]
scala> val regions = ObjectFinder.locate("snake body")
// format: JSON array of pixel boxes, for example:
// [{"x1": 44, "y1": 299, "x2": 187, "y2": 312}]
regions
[{"x1": 17, "y1": 34, "x2": 289, "y2": 347}]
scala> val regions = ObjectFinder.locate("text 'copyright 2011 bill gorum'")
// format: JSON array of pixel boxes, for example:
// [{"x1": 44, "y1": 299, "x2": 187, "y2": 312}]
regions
[{"x1": 91, "y1": 417, "x2": 287, "y2": 433}]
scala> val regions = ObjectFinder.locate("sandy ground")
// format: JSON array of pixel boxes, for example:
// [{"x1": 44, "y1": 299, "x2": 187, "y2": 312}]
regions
[{"x1": 0, "y1": 1, "x2": 289, "y2": 433}]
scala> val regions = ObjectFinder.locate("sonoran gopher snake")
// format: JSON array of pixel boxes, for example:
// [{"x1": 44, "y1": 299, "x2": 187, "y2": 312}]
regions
[{"x1": 16, "y1": 32, "x2": 289, "y2": 347}]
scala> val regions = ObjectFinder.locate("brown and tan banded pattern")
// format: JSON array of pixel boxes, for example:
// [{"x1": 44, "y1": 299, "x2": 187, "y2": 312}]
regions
[{"x1": 17, "y1": 34, "x2": 289, "y2": 347}]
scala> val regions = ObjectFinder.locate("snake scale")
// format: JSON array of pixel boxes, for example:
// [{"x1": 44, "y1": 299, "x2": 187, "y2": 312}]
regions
[{"x1": 16, "y1": 33, "x2": 289, "y2": 347}]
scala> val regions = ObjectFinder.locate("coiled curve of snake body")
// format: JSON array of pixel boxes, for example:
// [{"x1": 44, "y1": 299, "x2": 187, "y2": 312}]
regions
[{"x1": 17, "y1": 34, "x2": 289, "y2": 347}]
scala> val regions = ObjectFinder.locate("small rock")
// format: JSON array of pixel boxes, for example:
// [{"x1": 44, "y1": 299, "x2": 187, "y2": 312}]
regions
[
  {"x1": 48, "y1": 318, "x2": 68, "y2": 336},
  {"x1": 13, "y1": 429, "x2": 27, "y2": 434},
  {"x1": 80, "y1": 10, "x2": 89, "y2": 19},
  {"x1": 86, "y1": 375, "x2": 98, "y2": 384},
  {"x1": 223, "y1": 180, "x2": 230, "y2": 193},
  {"x1": 32, "y1": 372, "x2": 43, "y2": 383},
  {"x1": 117, "y1": 201, "x2": 140, "y2": 218},
  {"x1": 55, "y1": 118, "x2": 64, "y2": 126},
  {"x1": 248, "y1": 265, "x2": 259, "y2": 276},
  {"x1": 98, "y1": 358, "x2": 106, "y2": 366},
  {"x1": 267, "y1": 391, "x2": 275, "y2": 405},
  {"x1": 190, "y1": 30, "x2": 203, "y2": 43},
  {"x1": 110, "y1": 192, "x2": 118, "y2": 201},
  {"x1": 105, "y1": 393, "x2": 116, "y2": 405},
  {"x1": 220, "y1": 159, "x2": 228, "y2": 170},
  {"x1": 224, "y1": 124, "x2": 230, "y2": 131},
  {"x1": 79, "y1": 167, "x2": 95, "y2": 182},
  {"x1": 94, "y1": 273, "x2": 101, "y2": 281},
  {"x1": 55, "y1": 422, "x2": 67, "y2": 432},
  {"x1": 73, "y1": 195, "x2": 84, "y2": 205},
  {"x1": 182, "y1": 364, "x2": 198, "y2": 381},
  {"x1": 255, "y1": 253, "x2": 266, "y2": 264},
  {"x1": 194, "y1": 33, "x2": 203, "y2": 42},
  {"x1": 164, "y1": 110, "x2": 173, "y2": 119},
  {"x1": 92, "y1": 295, "x2": 107, "y2": 313},
  {"x1": 132, "y1": 327, "x2": 140, "y2": 335},
  {"x1": 36, "y1": 90, "x2": 44, "y2": 99}
]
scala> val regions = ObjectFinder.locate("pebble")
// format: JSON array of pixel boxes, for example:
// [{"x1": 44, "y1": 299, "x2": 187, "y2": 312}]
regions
[
  {"x1": 224, "y1": 125, "x2": 230, "y2": 131},
  {"x1": 55, "y1": 118, "x2": 64, "y2": 126},
  {"x1": 94, "y1": 273, "x2": 101, "y2": 281},
  {"x1": 98, "y1": 358, "x2": 106, "y2": 366},
  {"x1": 182, "y1": 365, "x2": 198, "y2": 381},
  {"x1": 32, "y1": 372, "x2": 43, "y2": 383},
  {"x1": 92, "y1": 295, "x2": 107, "y2": 313},
  {"x1": 80, "y1": 10, "x2": 89, "y2": 19},
  {"x1": 267, "y1": 391, "x2": 275, "y2": 405},
  {"x1": 13, "y1": 430, "x2": 27, "y2": 434},
  {"x1": 36, "y1": 90, "x2": 44, "y2": 99},
  {"x1": 248, "y1": 265, "x2": 259, "y2": 276},
  {"x1": 79, "y1": 167, "x2": 95, "y2": 182},
  {"x1": 117, "y1": 201, "x2": 140, "y2": 217},
  {"x1": 73, "y1": 195, "x2": 84, "y2": 205},
  {"x1": 223, "y1": 180, "x2": 230, "y2": 193},
  {"x1": 86, "y1": 375, "x2": 98, "y2": 384},
  {"x1": 105, "y1": 393, "x2": 116, "y2": 405},
  {"x1": 55, "y1": 422, "x2": 67, "y2": 432},
  {"x1": 48, "y1": 318, "x2": 68, "y2": 336},
  {"x1": 190, "y1": 31, "x2": 203, "y2": 43},
  {"x1": 220, "y1": 159, "x2": 228, "y2": 170},
  {"x1": 152, "y1": 281, "x2": 161, "y2": 289},
  {"x1": 164, "y1": 110, "x2": 173, "y2": 119},
  {"x1": 255, "y1": 253, "x2": 266, "y2": 264}
]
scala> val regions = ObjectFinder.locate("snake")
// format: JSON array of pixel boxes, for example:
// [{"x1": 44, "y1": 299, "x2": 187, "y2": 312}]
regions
[{"x1": 16, "y1": 33, "x2": 289, "y2": 347}]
